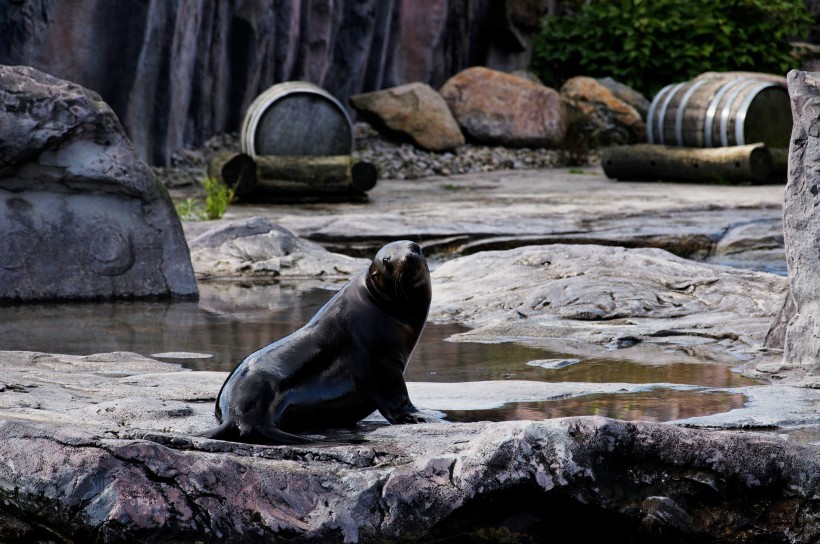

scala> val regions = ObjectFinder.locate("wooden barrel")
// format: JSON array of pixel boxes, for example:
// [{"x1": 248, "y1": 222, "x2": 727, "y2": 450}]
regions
[
  {"x1": 240, "y1": 82, "x2": 353, "y2": 159},
  {"x1": 647, "y1": 75, "x2": 791, "y2": 148}
]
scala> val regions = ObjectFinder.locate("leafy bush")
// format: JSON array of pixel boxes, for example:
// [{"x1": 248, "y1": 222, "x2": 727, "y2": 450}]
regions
[
  {"x1": 203, "y1": 176, "x2": 235, "y2": 220},
  {"x1": 174, "y1": 177, "x2": 236, "y2": 221},
  {"x1": 530, "y1": 0, "x2": 813, "y2": 96}
]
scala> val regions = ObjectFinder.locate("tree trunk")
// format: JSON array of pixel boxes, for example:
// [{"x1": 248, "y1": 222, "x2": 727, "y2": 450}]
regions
[{"x1": 601, "y1": 143, "x2": 774, "y2": 183}]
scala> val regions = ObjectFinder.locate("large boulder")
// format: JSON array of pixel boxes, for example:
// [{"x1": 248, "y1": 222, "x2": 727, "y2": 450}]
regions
[
  {"x1": 439, "y1": 66, "x2": 567, "y2": 147},
  {"x1": 782, "y1": 70, "x2": 820, "y2": 374},
  {"x1": 561, "y1": 76, "x2": 646, "y2": 146},
  {"x1": 0, "y1": 65, "x2": 197, "y2": 301},
  {"x1": 349, "y1": 82, "x2": 465, "y2": 151}
]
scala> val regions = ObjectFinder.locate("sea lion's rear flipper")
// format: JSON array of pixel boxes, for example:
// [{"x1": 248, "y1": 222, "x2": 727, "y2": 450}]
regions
[
  {"x1": 255, "y1": 423, "x2": 314, "y2": 445},
  {"x1": 197, "y1": 421, "x2": 238, "y2": 441},
  {"x1": 198, "y1": 420, "x2": 313, "y2": 445}
]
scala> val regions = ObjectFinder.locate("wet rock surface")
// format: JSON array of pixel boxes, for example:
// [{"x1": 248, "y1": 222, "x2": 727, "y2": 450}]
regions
[
  {"x1": 0, "y1": 65, "x2": 197, "y2": 301},
  {"x1": 429, "y1": 244, "x2": 787, "y2": 371},
  {"x1": 1, "y1": 350, "x2": 820, "y2": 543}
]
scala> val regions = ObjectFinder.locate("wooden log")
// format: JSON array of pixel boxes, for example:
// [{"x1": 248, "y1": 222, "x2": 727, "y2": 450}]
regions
[
  {"x1": 207, "y1": 153, "x2": 378, "y2": 199},
  {"x1": 601, "y1": 143, "x2": 773, "y2": 183},
  {"x1": 207, "y1": 151, "x2": 256, "y2": 197},
  {"x1": 769, "y1": 147, "x2": 788, "y2": 181}
]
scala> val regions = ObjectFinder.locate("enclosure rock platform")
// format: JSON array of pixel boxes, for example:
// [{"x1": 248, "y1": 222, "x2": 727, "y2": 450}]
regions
[
  {"x1": 184, "y1": 167, "x2": 786, "y2": 277},
  {"x1": 430, "y1": 244, "x2": 788, "y2": 375},
  {"x1": 1, "y1": 350, "x2": 820, "y2": 543},
  {"x1": 0, "y1": 65, "x2": 197, "y2": 301},
  {"x1": 188, "y1": 217, "x2": 368, "y2": 280}
]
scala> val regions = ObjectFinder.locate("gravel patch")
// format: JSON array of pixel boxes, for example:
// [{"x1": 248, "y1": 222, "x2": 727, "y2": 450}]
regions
[{"x1": 152, "y1": 123, "x2": 594, "y2": 187}]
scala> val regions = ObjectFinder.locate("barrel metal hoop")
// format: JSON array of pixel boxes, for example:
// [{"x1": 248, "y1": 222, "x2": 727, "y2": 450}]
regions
[
  {"x1": 703, "y1": 77, "x2": 749, "y2": 147},
  {"x1": 656, "y1": 82, "x2": 687, "y2": 145},
  {"x1": 674, "y1": 79, "x2": 708, "y2": 146},
  {"x1": 734, "y1": 82, "x2": 778, "y2": 146},
  {"x1": 647, "y1": 83, "x2": 675, "y2": 144},
  {"x1": 719, "y1": 78, "x2": 759, "y2": 147},
  {"x1": 240, "y1": 81, "x2": 353, "y2": 159}
]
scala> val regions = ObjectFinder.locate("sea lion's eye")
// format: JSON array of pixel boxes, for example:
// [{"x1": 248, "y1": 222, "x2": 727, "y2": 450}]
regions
[{"x1": 383, "y1": 256, "x2": 391, "y2": 265}]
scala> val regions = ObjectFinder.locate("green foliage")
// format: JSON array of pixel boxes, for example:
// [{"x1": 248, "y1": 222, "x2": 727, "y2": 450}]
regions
[
  {"x1": 203, "y1": 176, "x2": 235, "y2": 220},
  {"x1": 530, "y1": 0, "x2": 813, "y2": 96},
  {"x1": 175, "y1": 197, "x2": 205, "y2": 221},
  {"x1": 174, "y1": 177, "x2": 236, "y2": 221}
]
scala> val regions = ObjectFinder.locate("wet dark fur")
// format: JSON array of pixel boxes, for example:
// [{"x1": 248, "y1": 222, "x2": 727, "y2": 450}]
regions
[{"x1": 200, "y1": 240, "x2": 432, "y2": 444}]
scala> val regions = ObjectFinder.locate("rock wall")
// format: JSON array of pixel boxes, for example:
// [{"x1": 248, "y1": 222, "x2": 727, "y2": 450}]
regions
[
  {"x1": 782, "y1": 70, "x2": 820, "y2": 373},
  {"x1": 0, "y1": 0, "x2": 553, "y2": 165}
]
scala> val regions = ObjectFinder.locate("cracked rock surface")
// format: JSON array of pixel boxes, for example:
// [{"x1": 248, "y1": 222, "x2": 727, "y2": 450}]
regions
[{"x1": 1, "y1": 350, "x2": 820, "y2": 542}]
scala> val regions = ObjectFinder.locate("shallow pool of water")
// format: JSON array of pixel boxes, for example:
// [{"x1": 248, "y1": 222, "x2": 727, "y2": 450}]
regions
[{"x1": 0, "y1": 283, "x2": 760, "y2": 423}]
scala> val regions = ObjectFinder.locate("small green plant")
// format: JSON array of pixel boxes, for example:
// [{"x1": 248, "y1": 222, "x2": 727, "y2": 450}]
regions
[
  {"x1": 203, "y1": 176, "x2": 236, "y2": 220},
  {"x1": 531, "y1": 0, "x2": 813, "y2": 97},
  {"x1": 174, "y1": 177, "x2": 236, "y2": 221},
  {"x1": 175, "y1": 197, "x2": 205, "y2": 221}
]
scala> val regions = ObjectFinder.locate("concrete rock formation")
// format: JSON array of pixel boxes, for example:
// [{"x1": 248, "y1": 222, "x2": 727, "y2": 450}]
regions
[
  {"x1": 782, "y1": 70, "x2": 820, "y2": 374},
  {"x1": 0, "y1": 65, "x2": 197, "y2": 301},
  {"x1": 349, "y1": 82, "x2": 465, "y2": 151},
  {"x1": 561, "y1": 76, "x2": 647, "y2": 146},
  {"x1": 0, "y1": 0, "x2": 554, "y2": 165},
  {"x1": 188, "y1": 217, "x2": 368, "y2": 280},
  {"x1": 440, "y1": 66, "x2": 567, "y2": 147},
  {"x1": 430, "y1": 244, "x2": 787, "y2": 366}
]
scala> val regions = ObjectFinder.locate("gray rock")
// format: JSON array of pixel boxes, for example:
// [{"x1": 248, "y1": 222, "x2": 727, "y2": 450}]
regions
[
  {"x1": 440, "y1": 66, "x2": 567, "y2": 148},
  {"x1": 430, "y1": 244, "x2": 787, "y2": 366},
  {"x1": 0, "y1": 65, "x2": 197, "y2": 301},
  {"x1": 349, "y1": 82, "x2": 465, "y2": 151},
  {"x1": 783, "y1": 70, "x2": 820, "y2": 375},
  {"x1": 188, "y1": 216, "x2": 368, "y2": 280}
]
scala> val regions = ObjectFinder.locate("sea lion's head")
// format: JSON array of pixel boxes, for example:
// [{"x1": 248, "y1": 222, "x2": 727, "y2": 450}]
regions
[{"x1": 367, "y1": 240, "x2": 431, "y2": 312}]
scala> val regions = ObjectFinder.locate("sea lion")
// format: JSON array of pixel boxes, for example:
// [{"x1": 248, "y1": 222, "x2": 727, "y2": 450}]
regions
[{"x1": 201, "y1": 240, "x2": 432, "y2": 444}]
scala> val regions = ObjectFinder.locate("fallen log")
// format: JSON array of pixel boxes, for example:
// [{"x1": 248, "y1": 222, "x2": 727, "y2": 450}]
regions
[
  {"x1": 601, "y1": 143, "x2": 774, "y2": 183},
  {"x1": 207, "y1": 152, "x2": 378, "y2": 200}
]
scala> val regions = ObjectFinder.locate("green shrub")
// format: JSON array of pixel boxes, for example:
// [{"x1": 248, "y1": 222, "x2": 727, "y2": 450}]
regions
[
  {"x1": 530, "y1": 0, "x2": 813, "y2": 97},
  {"x1": 174, "y1": 177, "x2": 236, "y2": 221},
  {"x1": 175, "y1": 197, "x2": 204, "y2": 221},
  {"x1": 203, "y1": 176, "x2": 236, "y2": 220}
]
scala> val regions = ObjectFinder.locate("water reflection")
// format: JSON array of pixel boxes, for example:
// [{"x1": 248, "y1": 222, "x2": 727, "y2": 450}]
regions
[{"x1": 445, "y1": 390, "x2": 748, "y2": 423}]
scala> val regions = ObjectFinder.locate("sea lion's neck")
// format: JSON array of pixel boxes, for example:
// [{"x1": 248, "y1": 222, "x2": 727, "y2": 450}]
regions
[{"x1": 363, "y1": 273, "x2": 430, "y2": 327}]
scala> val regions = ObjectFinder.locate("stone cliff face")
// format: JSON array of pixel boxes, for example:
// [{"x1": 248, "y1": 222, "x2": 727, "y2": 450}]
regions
[{"x1": 0, "y1": 0, "x2": 552, "y2": 165}]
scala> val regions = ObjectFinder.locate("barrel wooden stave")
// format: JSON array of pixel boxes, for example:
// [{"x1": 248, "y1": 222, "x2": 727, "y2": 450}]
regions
[
  {"x1": 648, "y1": 75, "x2": 791, "y2": 148},
  {"x1": 240, "y1": 81, "x2": 353, "y2": 159}
]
